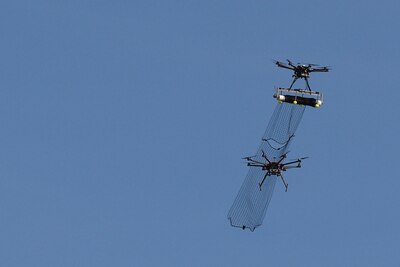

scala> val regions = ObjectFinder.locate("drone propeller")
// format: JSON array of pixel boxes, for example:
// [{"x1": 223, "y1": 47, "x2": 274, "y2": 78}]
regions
[
  {"x1": 280, "y1": 151, "x2": 290, "y2": 159},
  {"x1": 282, "y1": 156, "x2": 309, "y2": 166},
  {"x1": 316, "y1": 66, "x2": 329, "y2": 69},
  {"x1": 242, "y1": 155, "x2": 255, "y2": 160},
  {"x1": 286, "y1": 59, "x2": 295, "y2": 66},
  {"x1": 297, "y1": 62, "x2": 319, "y2": 66},
  {"x1": 261, "y1": 150, "x2": 272, "y2": 164},
  {"x1": 243, "y1": 155, "x2": 266, "y2": 167},
  {"x1": 282, "y1": 165, "x2": 300, "y2": 170},
  {"x1": 285, "y1": 156, "x2": 308, "y2": 162},
  {"x1": 310, "y1": 66, "x2": 330, "y2": 72},
  {"x1": 272, "y1": 59, "x2": 285, "y2": 64},
  {"x1": 276, "y1": 151, "x2": 290, "y2": 164},
  {"x1": 274, "y1": 60, "x2": 295, "y2": 70}
]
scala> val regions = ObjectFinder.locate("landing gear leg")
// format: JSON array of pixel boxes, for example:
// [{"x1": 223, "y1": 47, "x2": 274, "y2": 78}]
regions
[
  {"x1": 305, "y1": 77, "x2": 311, "y2": 91},
  {"x1": 289, "y1": 77, "x2": 298, "y2": 89},
  {"x1": 279, "y1": 173, "x2": 289, "y2": 192},
  {"x1": 258, "y1": 173, "x2": 269, "y2": 191}
]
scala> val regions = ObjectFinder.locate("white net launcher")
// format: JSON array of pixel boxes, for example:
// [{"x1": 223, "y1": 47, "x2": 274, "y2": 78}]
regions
[{"x1": 273, "y1": 87, "x2": 323, "y2": 108}]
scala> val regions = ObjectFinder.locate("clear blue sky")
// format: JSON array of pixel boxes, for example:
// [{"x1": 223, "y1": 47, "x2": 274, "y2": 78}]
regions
[{"x1": 1, "y1": 1, "x2": 399, "y2": 266}]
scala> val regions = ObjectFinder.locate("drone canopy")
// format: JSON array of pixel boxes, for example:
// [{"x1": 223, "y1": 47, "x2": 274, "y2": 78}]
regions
[{"x1": 227, "y1": 102, "x2": 305, "y2": 231}]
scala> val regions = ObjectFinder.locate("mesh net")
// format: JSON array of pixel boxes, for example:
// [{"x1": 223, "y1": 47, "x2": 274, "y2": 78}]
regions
[{"x1": 227, "y1": 102, "x2": 305, "y2": 231}]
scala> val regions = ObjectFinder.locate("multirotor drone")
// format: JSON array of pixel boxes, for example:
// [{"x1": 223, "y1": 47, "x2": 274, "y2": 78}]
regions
[
  {"x1": 275, "y1": 59, "x2": 330, "y2": 90},
  {"x1": 273, "y1": 59, "x2": 330, "y2": 108},
  {"x1": 243, "y1": 150, "x2": 308, "y2": 192}
]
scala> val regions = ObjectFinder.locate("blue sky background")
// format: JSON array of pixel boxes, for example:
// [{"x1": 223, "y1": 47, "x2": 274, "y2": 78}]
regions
[{"x1": 1, "y1": 1, "x2": 399, "y2": 266}]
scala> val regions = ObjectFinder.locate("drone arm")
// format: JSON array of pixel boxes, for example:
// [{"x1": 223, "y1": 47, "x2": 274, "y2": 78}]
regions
[
  {"x1": 247, "y1": 163, "x2": 265, "y2": 168},
  {"x1": 282, "y1": 164, "x2": 301, "y2": 170},
  {"x1": 287, "y1": 59, "x2": 296, "y2": 67},
  {"x1": 309, "y1": 67, "x2": 330, "y2": 73},
  {"x1": 277, "y1": 151, "x2": 290, "y2": 164},
  {"x1": 245, "y1": 157, "x2": 265, "y2": 165},
  {"x1": 261, "y1": 150, "x2": 272, "y2": 164},
  {"x1": 275, "y1": 61, "x2": 295, "y2": 70},
  {"x1": 282, "y1": 159, "x2": 301, "y2": 166}
]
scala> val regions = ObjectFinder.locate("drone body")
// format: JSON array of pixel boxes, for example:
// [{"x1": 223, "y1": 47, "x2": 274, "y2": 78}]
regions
[
  {"x1": 275, "y1": 59, "x2": 330, "y2": 90},
  {"x1": 273, "y1": 59, "x2": 329, "y2": 108},
  {"x1": 244, "y1": 150, "x2": 307, "y2": 192}
]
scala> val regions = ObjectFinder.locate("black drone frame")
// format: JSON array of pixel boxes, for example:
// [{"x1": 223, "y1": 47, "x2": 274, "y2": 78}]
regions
[
  {"x1": 244, "y1": 150, "x2": 307, "y2": 192},
  {"x1": 275, "y1": 59, "x2": 330, "y2": 91}
]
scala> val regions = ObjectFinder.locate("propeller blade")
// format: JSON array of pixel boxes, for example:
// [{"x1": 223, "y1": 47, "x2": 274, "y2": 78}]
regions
[
  {"x1": 277, "y1": 151, "x2": 290, "y2": 164},
  {"x1": 282, "y1": 159, "x2": 301, "y2": 166},
  {"x1": 310, "y1": 66, "x2": 330, "y2": 72},
  {"x1": 280, "y1": 151, "x2": 290, "y2": 158},
  {"x1": 262, "y1": 151, "x2": 272, "y2": 164},
  {"x1": 286, "y1": 59, "x2": 296, "y2": 67},
  {"x1": 298, "y1": 62, "x2": 318, "y2": 66}
]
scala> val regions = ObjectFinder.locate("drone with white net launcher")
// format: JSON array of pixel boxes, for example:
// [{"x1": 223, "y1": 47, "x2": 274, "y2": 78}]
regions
[
  {"x1": 273, "y1": 59, "x2": 330, "y2": 108},
  {"x1": 243, "y1": 150, "x2": 308, "y2": 192},
  {"x1": 274, "y1": 59, "x2": 330, "y2": 90}
]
